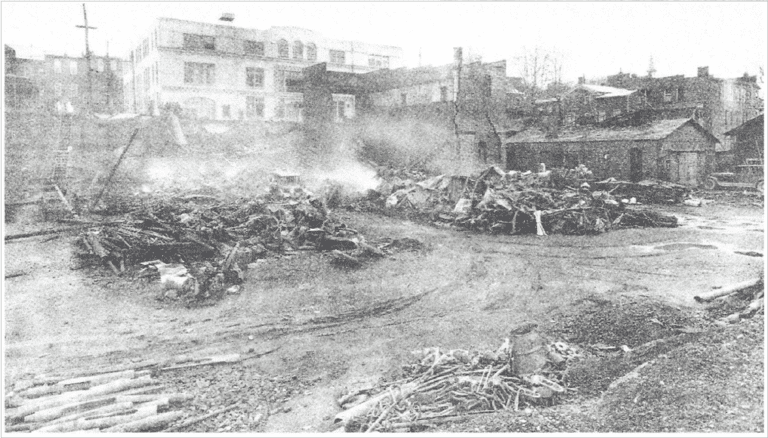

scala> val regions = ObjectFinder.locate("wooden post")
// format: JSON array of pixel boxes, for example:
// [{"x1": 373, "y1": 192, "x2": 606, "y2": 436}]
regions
[{"x1": 90, "y1": 128, "x2": 139, "y2": 210}]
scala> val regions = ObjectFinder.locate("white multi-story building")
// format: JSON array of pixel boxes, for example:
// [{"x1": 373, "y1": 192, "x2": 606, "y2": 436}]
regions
[{"x1": 124, "y1": 17, "x2": 403, "y2": 121}]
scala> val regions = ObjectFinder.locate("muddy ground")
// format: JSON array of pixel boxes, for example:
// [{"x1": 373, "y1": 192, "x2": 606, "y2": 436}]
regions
[{"x1": 3, "y1": 194, "x2": 765, "y2": 433}]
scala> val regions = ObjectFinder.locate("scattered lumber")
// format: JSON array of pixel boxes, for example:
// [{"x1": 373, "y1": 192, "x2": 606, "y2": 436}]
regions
[
  {"x1": 694, "y1": 278, "x2": 763, "y2": 303},
  {"x1": 5, "y1": 226, "x2": 87, "y2": 241},
  {"x1": 103, "y1": 410, "x2": 184, "y2": 433},
  {"x1": 333, "y1": 336, "x2": 579, "y2": 432}
]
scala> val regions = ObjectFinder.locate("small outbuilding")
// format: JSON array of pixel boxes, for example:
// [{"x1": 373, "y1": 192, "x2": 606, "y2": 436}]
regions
[
  {"x1": 505, "y1": 118, "x2": 719, "y2": 186},
  {"x1": 723, "y1": 113, "x2": 764, "y2": 166}
]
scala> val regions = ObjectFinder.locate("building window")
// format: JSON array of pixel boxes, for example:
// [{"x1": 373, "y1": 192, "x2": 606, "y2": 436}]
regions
[
  {"x1": 244, "y1": 40, "x2": 265, "y2": 57},
  {"x1": 222, "y1": 104, "x2": 231, "y2": 119},
  {"x1": 275, "y1": 98, "x2": 286, "y2": 118},
  {"x1": 335, "y1": 101, "x2": 345, "y2": 122},
  {"x1": 246, "y1": 96, "x2": 264, "y2": 118},
  {"x1": 597, "y1": 111, "x2": 606, "y2": 122},
  {"x1": 663, "y1": 89, "x2": 672, "y2": 103},
  {"x1": 53, "y1": 59, "x2": 62, "y2": 74},
  {"x1": 401, "y1": 93, "x2": 407, "y2": 106},
  {"x1": 96, "y1": 58, "x2": 104, "y2": 73},
  {"x1": 440, "y1": 86, "x2": 448, "y2": 102},
  {"x1": 285, "y1": 71, "x2": 302, "y2": 92},
  {"x1": 277, "y1": 39, "x2": 289, "y2": 58},
  {"x1": 69, "y1": 84, "x2": 78, "y2": 95},
  {"x1": 277, "y1": 69, "x2": 302, "y2": 92},
  {"x1": 184, "y1": 62, "x2": 215, "y2": 85},
  {"x1": 565, "y1": 113, "x2": 576, "y2": 126},
  {"x1": 293, "y1": 41, "x2": 303, "y2": 60},
  {"x1": 612, "y1": 109, "x2": 622, "y2": 117},
  {"x1": 332, "y1": 95, "x2": 355, "y2": 122},
  {"x1": 677, "y1": 87, "x2": 684, "y2": 101},
  {"x1": 110, "y1": 60, "x2": 118, "y2": 71},
  {"x1": 183, "y1": 33, "x2": 215, "y2": 51},
  {"x1": 329, "y1": 50, "x2": 345, "y2": 65},
  {"x1": 246, "y1": 67, "x2": 264, "y2": 88},
  {"x1": 306, "y1": 43, "x2": 317, "y2": 61},
  {"x1": 368, "y1": 55, "x2": 389, "y2": 69},
  {"x1": 69, "y1": 60, "x2": 78, "y2": 75},
  {"x1": 55, "y1": 82, "x2": 62, "y2": 96}
]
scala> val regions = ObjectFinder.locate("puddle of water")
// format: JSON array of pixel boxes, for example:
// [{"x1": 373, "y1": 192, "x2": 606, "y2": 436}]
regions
[{"x1": 655, "y1": 243, "x2": 718, "y2": 251}]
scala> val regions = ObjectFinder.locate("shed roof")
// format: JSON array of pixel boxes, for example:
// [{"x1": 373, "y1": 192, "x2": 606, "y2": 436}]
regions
[
  {"x1": 723, "y1": 113, "x2": 764, "y2": 136},
  {"x1": 506, "y1": 118, "x2": 720, "y2": 144},
  {"x1": 576, "y1": 84, "x2": 636, "y2": 99}
]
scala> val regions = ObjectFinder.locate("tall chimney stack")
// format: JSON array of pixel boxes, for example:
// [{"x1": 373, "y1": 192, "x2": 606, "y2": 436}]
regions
[
  {"x1": 697, "y1": 66, "x2": 709, "y2": 78},
  {"x1": 453, "y1": 47, "x2": 463, "y2": 67}
]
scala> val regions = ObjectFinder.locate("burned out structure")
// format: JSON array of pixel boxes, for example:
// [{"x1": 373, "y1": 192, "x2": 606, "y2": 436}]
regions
[
  {"x1": 506, "y1": 118, "x2": 718, "y2": 186},
  {"x1": 303, "y1": 48, "x2": 517, "y2": 171}
]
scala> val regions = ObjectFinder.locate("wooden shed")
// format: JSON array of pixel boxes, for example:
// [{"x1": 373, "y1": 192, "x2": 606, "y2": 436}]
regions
[
  {"x1": 505, "y1": 118, "x2": 719, "y2": 186},
  {"x1": 723, "y1": 113, "x2": 764, "y2": 166}
]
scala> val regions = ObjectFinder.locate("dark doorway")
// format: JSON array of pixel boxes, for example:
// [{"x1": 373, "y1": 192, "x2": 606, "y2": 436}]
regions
[
  {"x1": 478, "y1": 141, "x2": 488, "y2": 162},
  {"x1": 507, "y1": 144, "x2": 526, "y2": 170},
  {"x1": 629, "y1": 147, "x2": 643, "y2": 182}
]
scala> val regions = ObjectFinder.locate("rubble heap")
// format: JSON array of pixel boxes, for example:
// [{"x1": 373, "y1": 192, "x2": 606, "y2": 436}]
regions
[
  {"x1": 75, "y1": 192, "x2": 368, "y2": 301},
  {"x1": 592, "y1": 178, "x2": 691, "y2": 204},
  {"x1": 333, "y1": 330, "x2": 580, "y2": 432},
  {"x1": 382, "y1": 166, "x2": 678, "y2": 235}
]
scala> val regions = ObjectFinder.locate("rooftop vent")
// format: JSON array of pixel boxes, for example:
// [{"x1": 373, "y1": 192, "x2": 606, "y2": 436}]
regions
[{"x1": 219, "y1": 13, "x2": 235, "y2": 22}]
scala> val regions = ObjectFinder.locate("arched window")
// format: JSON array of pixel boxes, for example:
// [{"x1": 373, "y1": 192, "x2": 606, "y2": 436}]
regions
[
  {"x1": 293, "y1": 41, "x2": 303, "y2": 60},
  {"x1": 277, "y1": 39, "x2": 289, "y2": 59},
  {"x1": 306, "y1": 43, "x2": 317, "y2": 61}
]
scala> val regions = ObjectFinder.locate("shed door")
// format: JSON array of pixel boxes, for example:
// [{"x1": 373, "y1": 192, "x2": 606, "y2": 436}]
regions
[
  {"x1": 629, "y1": 148, "x2": 643, "y2": 182},
  {"x1": 676, "y1": 152, "x2": 701, "y2": 186}
]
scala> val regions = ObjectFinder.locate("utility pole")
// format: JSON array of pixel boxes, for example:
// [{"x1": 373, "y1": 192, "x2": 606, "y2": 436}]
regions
[{"x1": 76, "y1": 3, "x2": 97, "y2": 113}]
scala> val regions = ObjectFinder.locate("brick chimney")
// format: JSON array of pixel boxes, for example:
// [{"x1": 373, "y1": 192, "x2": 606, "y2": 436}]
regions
[
  {"x1": 578, "y1": 76, "x2": 585, "y2": 85},
  {"x1": 453, "y1": 47, "x2": 463, "y2": 67},
  {"x1": 697, "y1": 66, "x2": 709, "y2": 78}
]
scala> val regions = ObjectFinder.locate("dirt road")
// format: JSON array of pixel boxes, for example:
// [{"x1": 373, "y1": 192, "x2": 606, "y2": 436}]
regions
[{"x1": 3, "y1": 200, "x2": 764, "y2": 432}]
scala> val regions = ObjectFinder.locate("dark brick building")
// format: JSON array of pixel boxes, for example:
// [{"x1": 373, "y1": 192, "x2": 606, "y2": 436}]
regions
[
  {"x1": 43, "y1": 54, "x2": 126, "y2": 114},
  {"x1": 302, "y1": 49, "x2": 519, "y2": 171},
  {"x1": 604, "y1": 67, "x2": 763, "y2": 147}
]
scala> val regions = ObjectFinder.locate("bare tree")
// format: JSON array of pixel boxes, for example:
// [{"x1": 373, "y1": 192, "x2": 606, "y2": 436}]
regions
[{"x1": 512, "y1": 46, "x2": 566, "y2": 101}]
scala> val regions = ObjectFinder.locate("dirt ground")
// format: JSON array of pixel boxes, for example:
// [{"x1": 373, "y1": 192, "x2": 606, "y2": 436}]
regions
[{"x1": 2, "y1": 197, "x2": 765, "y2": 433}]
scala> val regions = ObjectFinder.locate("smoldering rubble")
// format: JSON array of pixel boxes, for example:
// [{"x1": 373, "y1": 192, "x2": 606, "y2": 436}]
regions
[{"x1": 371, "y1": 165, "x2": 681, "y2": 235}]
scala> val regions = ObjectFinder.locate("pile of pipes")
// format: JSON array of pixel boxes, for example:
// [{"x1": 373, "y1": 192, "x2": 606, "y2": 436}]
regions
[{"x1": 4, "y1": 370, "x2": 190, "y2": 433}]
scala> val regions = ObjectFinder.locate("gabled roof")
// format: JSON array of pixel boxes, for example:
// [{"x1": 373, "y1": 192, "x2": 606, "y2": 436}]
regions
[
  {"x1": 724, "y1": 113, "x2": 764, "y2": 136},
  {"x1": 506, "y1": 118, "x2": 720, "y2": 144},
  {"x1": 575, "y1": 84, "x2": 636, "y2": 99}
]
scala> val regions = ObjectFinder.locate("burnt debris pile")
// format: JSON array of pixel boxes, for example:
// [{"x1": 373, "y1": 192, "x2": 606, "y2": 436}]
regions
[
  {"x1": 376, "y1": 166, "x2": 679, "y2": 235},
  {"x1": 74, "y1": 190, "x2": 370, "y2": 302}
]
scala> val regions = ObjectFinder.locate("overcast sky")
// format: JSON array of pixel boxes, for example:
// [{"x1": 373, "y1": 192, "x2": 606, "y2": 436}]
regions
[{"x1": 3, "y1": 1, "x2": 767, "y2": 85}]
